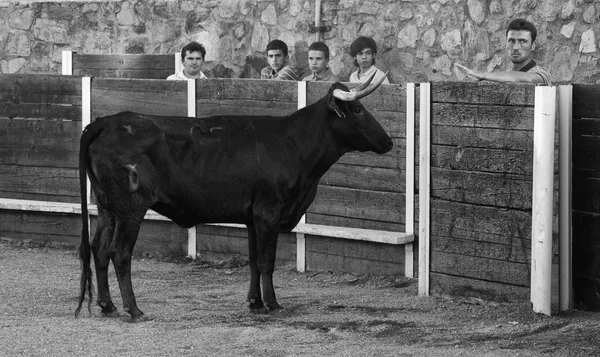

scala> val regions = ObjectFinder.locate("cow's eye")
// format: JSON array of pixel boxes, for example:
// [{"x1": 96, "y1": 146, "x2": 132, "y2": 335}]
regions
[{"x1": 354, "y1": 107, "x2": 362, "y2": 114}]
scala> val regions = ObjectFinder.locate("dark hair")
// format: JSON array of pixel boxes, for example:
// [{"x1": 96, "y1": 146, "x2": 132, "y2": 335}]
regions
[
  {"x1": 181, "y1": 41, "x2": 206, "y2": 60},
  {"x1": 350, "y1": 36, "x2": 377, "y2": 67},
  {"x1": 308, "y1": 41, "x2": 330, "y2": 59},
  {"x1": 506, "y1": 18, "x2": 537, "y2": 43},
  {"x1": 266, "y1": 39, "x2": 289, "y2": 57}
]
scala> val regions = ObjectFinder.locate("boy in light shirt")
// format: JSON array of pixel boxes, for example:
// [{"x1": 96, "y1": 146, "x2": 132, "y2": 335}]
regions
[
  {"x1": 302, "y1": 42, "x2": 340, "y2": 82},
  {"x1": 349, "y1": 36, "x2": 389, "y2": 84}
]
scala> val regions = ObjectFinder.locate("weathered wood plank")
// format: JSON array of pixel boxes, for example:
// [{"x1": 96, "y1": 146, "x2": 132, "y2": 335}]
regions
[
  {"x1": 306, "y1": 236, "x2": 405, "y2": 275},
  {"x1": 196, "y1": 78, "x2": 298, "y2": 102},
  {"x1": 573, "y1": 177, "x2": 600, "y2": 213},
  {"x1": 573, "y1": 275, "x2": 600, "y2": 311},
  {"x1": 431, "y1": 82, "x2": 536, "y2": 106},
  {"x1": 73, "y1": 54, "x2": 175, "y2": 70},
  {"x1": 0, "y1": 119, "x2": 80, "y2": 167},
  {"x1": 572, "y1": 244, "x2": 600, "y2": 288},
  {"x1": 320, "y1": 163, "x2": 403, "y2": 193},
  {"x1": 431, "y1": 236, "x2": 530, "y2": 264},
  {"x1": 432, "y1": 145, "x2": 533, "y2": 175},
  {"x1": 432, "y1": 103, "x2": 535, "y2": 130},
  {"x1": 430, "y1": 272, "x2": 529, "y2": 302},
  {"x1": 308, "y1": 185, "x2": 404, "y2": 223},
  {"x1": 573, "y1": 135, "x2": 600, "y2": 177},
  {"x1": 432, "y1": 125, "x2": 533, "y2": 150},
  {"x1": 195, "y1": 101, "x2": 297, "y2": 118},
  {"x1": 305, "y1": 213, "x2": 404, "y2": 232},
  {"x1": 336, "y1": 140, "x2": 406, "y2": 169},
  {"x1": 75, "y1": 69, "x2": 175, "y2": 79},
  {"x1": 0, "y1": 74, "x2": 82, "y2": 97},
  {"x1": 0, "y1": 165, "x2": 79, "y2": 203},
  {"x1": 572, "y1": 211, "x2": 600, "y2": 247},
  {"x1": 573, "y1": 84, "x2": 600, "y2": 119},
  {"x1": 431, "y1": 251, "x2": 530, "y2": 286},
  {"x1": 431, "y1": 168, "x2": 532, "y2": 209},
  {"x1": 91, "y1": 78, "x2": 188, "y2": 118},
  {"x1": 431, "y1": 200, "x2": 532, "y2": 244},
  {"x1": 573, "y1": 117, "x2": 600, "y2": 136}
]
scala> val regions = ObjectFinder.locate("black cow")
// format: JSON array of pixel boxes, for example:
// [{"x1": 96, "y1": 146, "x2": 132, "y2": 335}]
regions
[{"x1": 75, "y1": 75, "x2": 392, "y2": 321}]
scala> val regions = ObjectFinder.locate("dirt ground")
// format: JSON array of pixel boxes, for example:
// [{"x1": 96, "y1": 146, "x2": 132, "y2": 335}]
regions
[{"x1": 1, "y1": 238, "x2": 599, "y2": 357}]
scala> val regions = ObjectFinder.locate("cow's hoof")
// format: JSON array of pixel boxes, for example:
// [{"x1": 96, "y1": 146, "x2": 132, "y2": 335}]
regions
[
  {"x1": 268, "y1": 306, "x2": 285, "y2": 316},
  {"x1": 249, "y1": 306, "x2": 269, "y2": 315},
  {"x1": 101, "y1": 310, "x2": 121, "y2": 318},
  {"x1": 128, "y1": 314, "x2": 154, "y2": 323}
]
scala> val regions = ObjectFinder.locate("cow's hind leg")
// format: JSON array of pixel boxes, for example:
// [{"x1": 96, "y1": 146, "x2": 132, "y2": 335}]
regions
[
  {"x1": 91, "y1": 207, "x2": 119, "y2": 317},
  {"x1": 111, "y1": 215, "x2": 149, "y2": 322},
  {"x1": 247, "y1": 226, "x2": 267, "y2": 314},
  {"x1": 253, "y1": 215, "x2": 282, "y2": 313}
]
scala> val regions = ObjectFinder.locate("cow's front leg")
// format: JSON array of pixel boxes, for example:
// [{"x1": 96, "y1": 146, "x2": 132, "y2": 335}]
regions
[
  {"x1": 247, "y1": 226, "x2": 267, "y2": 314},
  {"x1": 254, "y1": 219, "x2": 281, "y2": 313}
]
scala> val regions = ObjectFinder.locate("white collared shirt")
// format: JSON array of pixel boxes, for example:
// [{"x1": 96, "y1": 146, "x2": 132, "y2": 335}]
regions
[
  {"x1": 350, "y1": 66, "x2": 390, "y2": 84},
  {"x1": 167, "y1": 70, "x2": 207, "y2": 80}
]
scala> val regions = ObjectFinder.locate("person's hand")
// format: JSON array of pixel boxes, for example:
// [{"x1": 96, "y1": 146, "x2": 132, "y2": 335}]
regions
[{"x1": 455, "y1": 63, "x2": 484, "y2": 81}]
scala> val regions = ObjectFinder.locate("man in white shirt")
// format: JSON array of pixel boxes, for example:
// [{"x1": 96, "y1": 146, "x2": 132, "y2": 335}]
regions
[
  {"x1": 167, "y1": 41, "x2": 208, "y2": 80},
  {"x1": 349, "y1": 36, "x2": 390, "y2": 84}
]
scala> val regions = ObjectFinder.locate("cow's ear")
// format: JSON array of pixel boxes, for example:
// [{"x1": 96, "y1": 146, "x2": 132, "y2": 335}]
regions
[{"x1": 327, "y1": 94, "x2": 347, "y2": 118}]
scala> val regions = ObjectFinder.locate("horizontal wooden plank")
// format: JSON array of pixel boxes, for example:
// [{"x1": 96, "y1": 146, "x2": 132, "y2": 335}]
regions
[
  {"x1": 0, "y1": 119, "x2": 80, "y2": 167},
  {"x1": 0, "y1": 210, "x2": 81, "y2": 247},
  {"x1": 431, "y1": 251, "x2": 530, "y2": 286},
  {"x1": 73, "y1": 54, "x2": 175, "y2": 70},
  {"x1": 431, "y1": 81, "x2": 536, "y2": 106},
  {"x1": 308, "y1": 185, "x2": 405, "y2": 223},
  {"x1": 430, "y1": 272, "x2": 529, "y2": 302},
  {"x1": 195, "y1": 101, "x2": 297, "y2": 118},
  {"x1": 91, "y1": 78, "x2": 188, "y2": 118},
  {"x1": 74, "y1": 69, "x2": 175, "y2": 79},
  {"x1": 294, "y1": 223, "x2": 412, "y2": 245},
  {"x1": 320, "y1": 163, "x2": 403, "y2": 193},
  {"x1": 432, "y1": 103, "x2": 534, "y2": 130},
  {"x1": 0, "y1": 74, "x2": 82, "y2": 96},
  {"x1": 432, "y1": 125, "x2": 533, "y2": 150},
  {"x1": 0, "y1": 103, "x2": 81, "y2": 121},
  {"x1": 572, "y1": 211, "x2": 600, "y2": 247},
  {"x1": 573, "y1": 275, "x2": 600, "y2": 311},
  {"x1": 573, "y1": 135, "x2": 600, "y2": 177},
  {"x1": 432, "y1": 145, "x2": 533, "y2": 175},
  {"x1": 573, "y1": 177, "x2": 600, "y2": 212},
  {"x1": 0, "y1": 166, "x2": 79, "y2": 203},
  {"x1": 431, "y1": 168, "x2": 532, "y2": 209},
  {"x1": 572, "y1": 244, "x2": 600, "y2": 286},
  {"x1": 336, "y1": 137, "x2": 406, "y2": 169},
  {"x1": 306, "y1": 213, "x2": 405, "y2": 232},
  {"x1": 431, "y1": 236, "x2": 529, "y2": 264},
  {"x1": 307, "y1": 234, "x2": 406, "y2": 263},
  {"x1": 431, "y1": 200, "x2": 532, "y2": 243},
  {"x1": 306, "y1": 251, "x2": 404, "y2": 275},
  {"x1": 196, "y1": 78, "x2": 298, "y2": 102},
  {"x1": 573, "y1": 117, "x2": 600, "y2": 136},
  {"x1": 573, "y1": 84, "x2": 600, "y2": 119}
]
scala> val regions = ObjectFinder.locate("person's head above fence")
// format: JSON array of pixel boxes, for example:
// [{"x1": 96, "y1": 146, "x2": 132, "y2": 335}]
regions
[
  {"x1": 350, "y1": 36, "x2": 377, "y2": 68},
  {"x1": 167, "y1": 41, "x2": 208, "y2": 80},
  {"x1": 454, "y1": 18, "x2": 551, "y2": 85},
  {"x1": 349, "y1": 36, "x2": 390, "y2": 85},
  {"x1": 265, "y1": 39, "x2": 289, "y2": 73}
]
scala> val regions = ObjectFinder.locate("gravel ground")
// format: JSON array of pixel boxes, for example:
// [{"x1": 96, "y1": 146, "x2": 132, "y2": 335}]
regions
[{"x1": 1, "y1": 238, "x2": 599, "y2": 357}]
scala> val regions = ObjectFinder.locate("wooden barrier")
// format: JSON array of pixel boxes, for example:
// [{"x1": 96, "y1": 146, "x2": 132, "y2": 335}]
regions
[
  {"x1": 0, "y1": 73, "x2": 415, "y2": 277},
  {"x1": 572, "y1": 84, "x2": 600, "y2": 311},
  {"x1": 63, "y1": 51, "x2": 180, "y2": 79},
  {"x1": 425, "y1": 82, "x2": 559, "y2": 306}
]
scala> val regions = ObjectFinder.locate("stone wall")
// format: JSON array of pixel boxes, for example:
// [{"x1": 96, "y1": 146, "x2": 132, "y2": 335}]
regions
[{"x1": 1, "y1": 0, "x2": 599, "y2": 84}]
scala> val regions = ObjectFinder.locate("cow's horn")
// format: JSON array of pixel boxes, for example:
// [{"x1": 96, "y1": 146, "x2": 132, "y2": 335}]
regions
[
  {"x1": 332, "y1": 72, "x2": 388, "y2": 102},
  {"x1": 351, "y1": 71, "x2": 376, "y2": 92}
]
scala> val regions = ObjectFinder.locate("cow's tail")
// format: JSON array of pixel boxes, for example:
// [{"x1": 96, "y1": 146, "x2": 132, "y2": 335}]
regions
[{"x1": 75, "y1": 122, "x2": 102, "y2": 318}]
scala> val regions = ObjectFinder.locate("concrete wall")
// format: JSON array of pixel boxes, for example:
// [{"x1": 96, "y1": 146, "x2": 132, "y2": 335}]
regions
[{"x1": 1, "y1": 0, "x2": 599, "y2": 84}]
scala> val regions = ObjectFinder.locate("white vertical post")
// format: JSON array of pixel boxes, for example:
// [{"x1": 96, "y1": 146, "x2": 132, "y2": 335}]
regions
[
  {"x1": 405, "y1": 83, "x2": 416, "y2": 278},
  {"x1": 175, "y1": 52, "x2": 182, "y2": 75},
  {"x1": 82, "y1": 77, "x2": 92, "y2": 240},
  {"x1": 296, "y1": 80, "x2": 308, "y2": 272},
  {"x1": 187, "y1": 79, "x2": 197, "y2": 259},
  {"x1": 418, "y1": 83, "x2": 431, "y2": 296},
  {"x1": 62, "y1": 50, "x2": 73, "y2": 75},
  {"x1": 531, "y1": 86, "x2": 557, "y2": 316},
  {"x1": 559, "y1": 85, "x2": 573, "y2": 311},
  {"x1": 314, "y1": 0, "x2": 322, "y2": 42}
]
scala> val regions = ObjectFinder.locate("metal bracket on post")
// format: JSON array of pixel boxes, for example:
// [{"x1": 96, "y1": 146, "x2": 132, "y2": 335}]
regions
[{"x1": 308, "y1": 24, "x2": 332, "y2": 34}]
